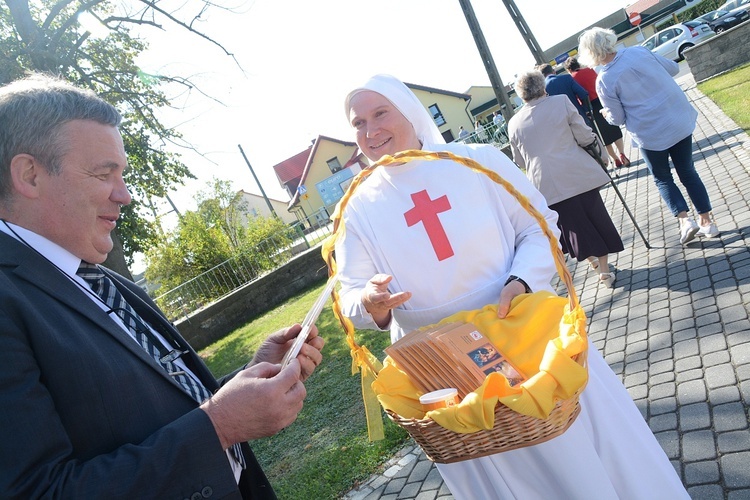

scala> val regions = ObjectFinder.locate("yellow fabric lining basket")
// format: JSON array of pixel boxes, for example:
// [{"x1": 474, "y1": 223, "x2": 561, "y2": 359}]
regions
[{"x1": 320, "y1": 150, "x2": 588, "y2": 463}]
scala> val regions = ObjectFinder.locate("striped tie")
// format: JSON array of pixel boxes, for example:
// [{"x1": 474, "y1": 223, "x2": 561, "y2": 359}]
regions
[{"x1": 77, "y1": 262, "x2": 246, "y2": 469}]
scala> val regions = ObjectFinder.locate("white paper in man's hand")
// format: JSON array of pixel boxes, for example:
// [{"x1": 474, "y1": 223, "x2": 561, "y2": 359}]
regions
[{"x1": 281, "y1": 276, "x2": 338, "y2": 368}]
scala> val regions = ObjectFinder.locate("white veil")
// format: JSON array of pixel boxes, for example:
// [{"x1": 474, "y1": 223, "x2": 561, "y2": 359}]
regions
[{"x1": 344, "y1": 74, "x2": 446, "y2": 149}]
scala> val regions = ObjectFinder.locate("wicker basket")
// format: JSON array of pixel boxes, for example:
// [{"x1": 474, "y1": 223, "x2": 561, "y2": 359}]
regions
[
  {"x1": 321, "y1": 149, "x2": 587, "y2": 463},
  {"x1": 387, "y1": 397, "x2": 580, "y2": 463}
]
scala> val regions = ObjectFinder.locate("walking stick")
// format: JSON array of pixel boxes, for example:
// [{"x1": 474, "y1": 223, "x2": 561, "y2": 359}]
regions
[
  {"x1": 586, "y1": 101, "x2": 618, "y2": 179},
  {"x1": 582, "y1": 140, "x2": 652, "y2": 249}
]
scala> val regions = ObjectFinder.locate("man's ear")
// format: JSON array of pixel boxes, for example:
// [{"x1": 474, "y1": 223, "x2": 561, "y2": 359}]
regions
[{"x1": 9, "y1": 154, "x2": 42, "y2": 199}]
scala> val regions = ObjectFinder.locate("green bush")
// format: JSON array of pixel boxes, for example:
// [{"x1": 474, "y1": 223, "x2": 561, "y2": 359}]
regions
[{"x1": 679, "y1": 0, "x2": 725, "y2": 20}]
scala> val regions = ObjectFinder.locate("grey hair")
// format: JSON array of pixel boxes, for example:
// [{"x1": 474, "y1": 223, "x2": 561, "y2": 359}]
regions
[
  {"x1": 0, "y1": 73, "x2": 121, "y2": 200},
  {"x1": 514, "y1": 71, "x2": 547, "y2": 102},
  {"x1": 578, "y1": 27, "x2": 618, "y2": 67}
]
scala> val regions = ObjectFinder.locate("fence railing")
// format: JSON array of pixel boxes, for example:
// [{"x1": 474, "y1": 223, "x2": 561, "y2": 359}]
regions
[
  {"x1": 454, "y1": 121, "x2": 510, "y2": 148},
  {"x1": 154, "y1": 209, "x2": 333, "y2": 321}
]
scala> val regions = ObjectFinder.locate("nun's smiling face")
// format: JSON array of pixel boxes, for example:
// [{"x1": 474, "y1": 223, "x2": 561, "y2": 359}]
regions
[{"x1": 348, "y1": 90, "x2": 422, "y2": 162}]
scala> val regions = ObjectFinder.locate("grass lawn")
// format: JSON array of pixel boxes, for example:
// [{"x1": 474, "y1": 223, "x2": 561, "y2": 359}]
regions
[
  {"x1": 200, "y1": 281, "x2": 409, "y2": 499},
  {"x1": 697, "y1": 63, "x2": 750, "y2": 133}
]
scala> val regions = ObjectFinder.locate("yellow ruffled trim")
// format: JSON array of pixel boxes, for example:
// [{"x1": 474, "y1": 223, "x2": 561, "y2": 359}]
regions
[{"x1": 373, "y1": 292, "x2": 588, "y2": 434}]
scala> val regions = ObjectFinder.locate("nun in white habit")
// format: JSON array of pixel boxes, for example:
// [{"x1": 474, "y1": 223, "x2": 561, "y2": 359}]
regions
[{"x1": 336, "y1": 74, "x2": 688, "y2": 499}]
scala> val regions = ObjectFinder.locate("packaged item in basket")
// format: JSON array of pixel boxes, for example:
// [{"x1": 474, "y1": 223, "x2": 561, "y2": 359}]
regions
[
  {"x1": 437, "y1": 323, "x2": 527, "y2": 388},
  {"x1": 419, "y1": 388, "x2": 459, "y2": 411},
  {"x1": 426, "y1": 324, "x2": 490, "y2": 396},
  {"x1": 386, "y1": 326, "x2": 444, "y2": 394},
  {"x1": 385, "y1": 322, "x2": 527, "y2": 398}
]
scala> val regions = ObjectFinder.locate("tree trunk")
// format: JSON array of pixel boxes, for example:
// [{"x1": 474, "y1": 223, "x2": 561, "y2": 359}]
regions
[{"x1": 103, "y1": 229, "x2": 134, "y2": 280}]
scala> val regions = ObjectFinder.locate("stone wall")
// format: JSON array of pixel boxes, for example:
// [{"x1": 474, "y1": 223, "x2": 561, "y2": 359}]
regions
[
  {"x1": 684, "y1": 21, "x2": 750, "y2": 83},
  {"x1": 175, "y1": 246, "x2": 329, "y2": 351}
]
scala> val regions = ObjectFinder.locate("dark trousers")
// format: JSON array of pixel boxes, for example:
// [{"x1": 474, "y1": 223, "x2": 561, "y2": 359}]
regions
[{"x1": 640, "y1": 135, "x2": 712, "y2": 216}]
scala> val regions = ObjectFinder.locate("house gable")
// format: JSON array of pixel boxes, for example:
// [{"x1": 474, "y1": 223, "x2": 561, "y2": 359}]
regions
[
  {"x1": 235, "y1": 190, "x2": 296, "y2": 225},
  {"x1": 406, "y1": 82, "x2": 473, "y2": 144},
  {"x1": 285, "y1": 135, "x2": 361, "y2": 214}
]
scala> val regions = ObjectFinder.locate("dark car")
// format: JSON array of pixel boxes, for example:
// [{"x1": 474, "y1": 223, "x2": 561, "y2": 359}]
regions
[{"x1": 695, "y1": 8, "x2": 750, "y2": 33}]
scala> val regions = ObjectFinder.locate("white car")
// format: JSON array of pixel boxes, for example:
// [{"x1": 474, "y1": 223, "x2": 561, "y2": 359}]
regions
[{"x1": 641, "y1": 22, "x2": 716, "y2": 61}]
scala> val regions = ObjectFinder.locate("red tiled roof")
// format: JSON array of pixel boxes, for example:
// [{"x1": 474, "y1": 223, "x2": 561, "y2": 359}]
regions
[{"x1": 272, "y1": 147, "x2": 312, "y2": 185}]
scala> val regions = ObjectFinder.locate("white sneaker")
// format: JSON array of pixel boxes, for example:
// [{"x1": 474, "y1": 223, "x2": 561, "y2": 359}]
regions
[
  {"x1": 698, "y1": 222, "x2": 720, "y2": 238},
  {"x1": 680, "y1": 218, "x2": 699, "y2": 245}
]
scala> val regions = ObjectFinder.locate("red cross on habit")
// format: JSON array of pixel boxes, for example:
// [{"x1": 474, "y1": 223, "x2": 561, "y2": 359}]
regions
[{"x1": 404, "y1": 189, "x2": 454, "y2": 261}]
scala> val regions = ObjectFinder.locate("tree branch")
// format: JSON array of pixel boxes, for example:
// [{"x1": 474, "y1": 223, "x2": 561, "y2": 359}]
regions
[{"x1": 135, "y1": 0, "x2": 243, "y2": 71}]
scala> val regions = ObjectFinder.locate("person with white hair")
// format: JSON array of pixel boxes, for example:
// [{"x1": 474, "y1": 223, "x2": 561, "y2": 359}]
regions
[
  {"x1": 336, "y1": 73, "x2": 689, "y2": 499},
  {"x1": 578, "y1": 26, "x2": 720, "y2": 245}
]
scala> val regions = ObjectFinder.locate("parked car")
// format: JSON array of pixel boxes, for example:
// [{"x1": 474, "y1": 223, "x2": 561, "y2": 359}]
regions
[
  {"x1": 695, "y1": 7, "x2": 750, "y2": 33},
  {"x1": 718, "y1": 0, "x2": 750, "y2": 14},
  {"x1": 641, "y1": 22, "x2": 716, "y2": 61}
]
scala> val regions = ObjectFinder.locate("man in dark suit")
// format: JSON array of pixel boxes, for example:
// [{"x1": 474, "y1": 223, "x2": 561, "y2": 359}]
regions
[
  {"x1": 538, "y1": 63, "x2": 594, "y2": 129},
  {"x1": 0, "y1": 74, "x2": 324, "y2": 498}
]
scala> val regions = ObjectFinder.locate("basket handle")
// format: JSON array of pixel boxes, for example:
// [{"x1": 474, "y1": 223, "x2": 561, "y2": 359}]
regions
[{"x1": 319, "y1": 149, "x2": 579, "y2": 440}]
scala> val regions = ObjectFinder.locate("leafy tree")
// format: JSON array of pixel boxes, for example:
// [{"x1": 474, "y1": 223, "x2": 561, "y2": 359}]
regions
[
  {"x1": 1, "y1": 0, "x2": 238, "y2": 277},
  {"x1": 196, "y1": 178, "x2": 249, "y2": 251},
  {"x1": 145, "y1": 179, "x2": 296, "y2": 317}
]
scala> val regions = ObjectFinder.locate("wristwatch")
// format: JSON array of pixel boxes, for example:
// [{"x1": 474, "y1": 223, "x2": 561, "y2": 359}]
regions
[{"x1": 505, "y1": 275, "x2": 531, "y2": 294}]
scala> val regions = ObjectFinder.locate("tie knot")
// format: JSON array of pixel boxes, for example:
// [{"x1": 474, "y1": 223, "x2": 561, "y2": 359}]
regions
[{"x1": 76, "y1": 261, "x2": 105, "y2": 286}]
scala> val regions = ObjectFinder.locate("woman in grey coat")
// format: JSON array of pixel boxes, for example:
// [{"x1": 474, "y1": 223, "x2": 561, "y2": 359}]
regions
[{"x1": 509, "y1": 70, "x2": 624, "y2": 288}]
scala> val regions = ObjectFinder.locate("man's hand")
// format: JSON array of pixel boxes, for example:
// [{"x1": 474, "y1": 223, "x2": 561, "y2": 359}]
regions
[
  {"x1": 251, "y1": 324, "x2": 324, "y2": 381},
  {"x1": 497, "y1": 279, "x2": 526, "y2": 319},
  {"x1": 361, "y1": 274, "x2": 412, "y2": 328},
  {"x1": 201, "y1": 360, "x2": 307, "y2": 449}
]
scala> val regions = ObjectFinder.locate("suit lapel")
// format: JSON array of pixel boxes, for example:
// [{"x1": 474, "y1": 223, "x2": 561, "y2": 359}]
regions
[
  {"x1": 104, "y1": 269, "x2": 220, "y2": 393},
  {"x1": 0, "y1": 233, "x2": 201, "y2": 396}
]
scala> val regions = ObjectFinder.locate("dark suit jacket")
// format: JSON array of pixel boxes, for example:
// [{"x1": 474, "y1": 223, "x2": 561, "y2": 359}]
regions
[
  {"x1": 0, "y1": 231, "x2": 275, "y2": 499},
  {"x1": 545, "y1": 74, "x2": 593, "y2": 128}
]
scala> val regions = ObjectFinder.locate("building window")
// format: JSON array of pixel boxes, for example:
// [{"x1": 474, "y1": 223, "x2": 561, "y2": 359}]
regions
[
  {"x1": 429, "y1": 104, "x2": 446, "y2": 126},
  {"x1": 327, "y1": 157, "x2": 342, "y2": 174}
]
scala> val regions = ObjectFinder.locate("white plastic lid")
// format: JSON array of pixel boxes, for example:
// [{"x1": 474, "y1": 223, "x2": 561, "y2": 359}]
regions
[{"x1": 419, "y1": 388, "x2": 458, "y2": 405}]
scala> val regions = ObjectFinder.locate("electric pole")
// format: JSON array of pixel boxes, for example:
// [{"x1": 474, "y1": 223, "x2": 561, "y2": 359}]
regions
[
  {"x1": 457, "y1": 0, "x2": 516, "y2": 123},
  {"x1": 238, "y1": 144, "x2": 279, "y2": 219},
  {"x1": 500, "y1": 0, "x2": 547, "y2": 65}
]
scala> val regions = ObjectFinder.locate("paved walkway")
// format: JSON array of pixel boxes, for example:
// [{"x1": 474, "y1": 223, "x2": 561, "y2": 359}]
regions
[{"x1": 342, "y1": 71, "x2": 750, "y2": 500}]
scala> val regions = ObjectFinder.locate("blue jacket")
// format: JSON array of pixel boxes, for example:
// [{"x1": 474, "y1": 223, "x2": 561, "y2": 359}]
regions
[{"x1": 545, "y1": 74, "x2": 592, "y2": 127}]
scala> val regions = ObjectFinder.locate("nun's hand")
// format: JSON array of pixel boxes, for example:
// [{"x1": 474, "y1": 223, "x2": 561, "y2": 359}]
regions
[
  {"x1": 497, "y1": 279, "x2": 526, "y2": 319},
  {"x1": 362, "y1": 274, "x2": 412, "y2": 329}
]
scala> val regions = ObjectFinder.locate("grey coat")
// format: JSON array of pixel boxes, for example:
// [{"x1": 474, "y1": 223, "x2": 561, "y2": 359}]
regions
[{"x1": 508, "y1": 94, "x2": 610, "y2": 206}]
